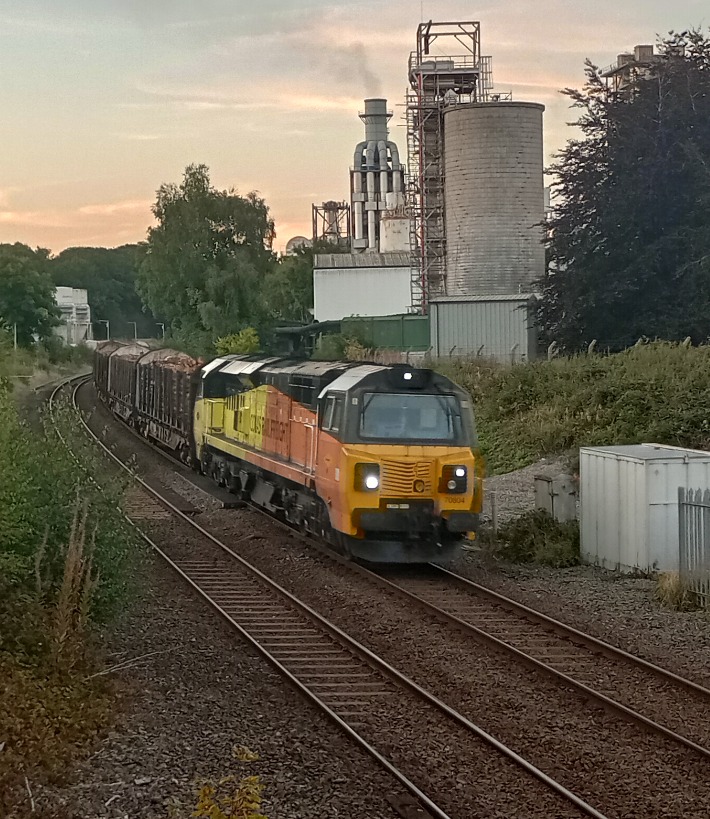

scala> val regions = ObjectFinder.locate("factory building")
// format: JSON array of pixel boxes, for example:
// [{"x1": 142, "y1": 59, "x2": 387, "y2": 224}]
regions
[
  {"x1": 601, "y1": 45, "x2": 663, "y2": 97},
  {"x1": 54, "y1": 286, "x2": 92, "y2": 346},
  {"x1": 313, "y1": 98, "x2": 412, "y2": 321},
  {"x1": 314, "y1": 252, "x2": 410, "y2": 322},
  {"x1": 311, "y1": 20, "x2": 545, "y2": 362}
]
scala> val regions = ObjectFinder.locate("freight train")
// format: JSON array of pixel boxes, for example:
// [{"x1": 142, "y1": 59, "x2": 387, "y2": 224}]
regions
[{"x1": 93, "y1": 342, "x2": 483, "y2": 563}]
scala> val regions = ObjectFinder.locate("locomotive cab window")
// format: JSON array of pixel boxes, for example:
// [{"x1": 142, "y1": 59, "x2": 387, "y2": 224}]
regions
[
  {"x1": 359, "y1": 393, "x2": 461, "y2": 441},
  {"x1": 322, "y1": 394, "x2": 344, "y2": 432}
]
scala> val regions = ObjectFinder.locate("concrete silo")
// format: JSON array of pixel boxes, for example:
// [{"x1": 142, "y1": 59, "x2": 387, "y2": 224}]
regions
[{"x1": 443, "y1": 101, "x2": 545, "y2": 296}]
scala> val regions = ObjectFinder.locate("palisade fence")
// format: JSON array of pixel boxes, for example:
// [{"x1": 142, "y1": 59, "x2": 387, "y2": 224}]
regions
[{"x1": 678, "y1": 488, "x2": 710, "y2": 607}]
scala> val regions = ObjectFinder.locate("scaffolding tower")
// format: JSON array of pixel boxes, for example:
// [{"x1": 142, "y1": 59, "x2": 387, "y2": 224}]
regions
[{"x1": 406, "y1": 21, "x2": 493, "y2": 313}]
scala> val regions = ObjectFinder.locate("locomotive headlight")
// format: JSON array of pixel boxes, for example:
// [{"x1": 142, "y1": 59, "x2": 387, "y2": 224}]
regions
[
  {"x1": 440, "y1": 465, "x2": 467, "y2": 494},
  {"x1": 355, "y1": 463, "x2": 380, "y2": 492}
]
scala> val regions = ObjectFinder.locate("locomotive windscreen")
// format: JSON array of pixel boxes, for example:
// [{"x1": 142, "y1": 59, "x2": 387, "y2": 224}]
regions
[{"x1": 359, "y1": 393, "x2": 461, "y2": 441}]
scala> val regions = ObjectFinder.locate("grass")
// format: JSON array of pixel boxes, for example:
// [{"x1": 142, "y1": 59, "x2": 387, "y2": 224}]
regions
[
  {"x1": 655, "y1": 572, "x2": 700, "y2": 611},
  {"x1": 437, "y1": 343, "x2": 710, "y2": 569},
  {"x1": 0, "y1": 366, "x2": 139, "y2": 815}
]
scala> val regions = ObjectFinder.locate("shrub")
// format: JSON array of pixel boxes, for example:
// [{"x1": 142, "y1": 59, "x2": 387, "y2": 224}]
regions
[
  {"x1": 439, "y1": 342, "x2": 710, "y2": 474},
  {"x1": 215, "y1": 327, "x2": 260, "y2": 355},
  {"x1": 0, "y1": 385, "x2": 138, "y2": 810},
  {"x1": 494, "y1": 510, "x2": 580, "y2": 568}
]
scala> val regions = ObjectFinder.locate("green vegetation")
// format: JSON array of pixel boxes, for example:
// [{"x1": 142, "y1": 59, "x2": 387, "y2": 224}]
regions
[
  {"x1": 441, "y1": 342, "x2": 710, "y2": 475},
  {"x1": 215, "y1": 327, "x2": 260, "y2": 356},
  {"x1": 0, "y1": 243, "x2": 60, "y2": 344},
  {"x1": 492, "y1": 510, "x2": 580, "y2": 568},
  {"x1": 49, "y1": 244, "x2": 155, "y2": 339},
  {"x1": 540, "y1": 30, "x2": 710, "y2": 351},
  {"x1": 0, "y1": 375, "x2": 138, "y2": 814},
  {"x1": 137, "y1": 164, "x2": 276, "y2": 356}
]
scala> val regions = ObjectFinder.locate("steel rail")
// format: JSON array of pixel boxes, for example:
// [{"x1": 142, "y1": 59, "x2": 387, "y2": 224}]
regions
[
  {"x1": 433, "y1": 563, "x2": 710, "y2": 699},
  {"x1": 73, "y1": 376, "x2": 710, "y2": 764},
  {"x1": 354, "y1": 563, "x2": 710, "y2": 761},
  {"x1": 61, "y1": 376, "x2": 608, "y2": 819}
]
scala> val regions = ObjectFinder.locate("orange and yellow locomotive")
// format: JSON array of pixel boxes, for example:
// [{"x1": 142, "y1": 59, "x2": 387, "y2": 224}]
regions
[{"x1": 95, "y1": 347, "x2": 483, "y2": 563}]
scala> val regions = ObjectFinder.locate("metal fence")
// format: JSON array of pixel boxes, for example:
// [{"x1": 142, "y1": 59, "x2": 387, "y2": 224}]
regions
[{"x1": 678, "y1": 488, "x2": 710, "y2": 606}]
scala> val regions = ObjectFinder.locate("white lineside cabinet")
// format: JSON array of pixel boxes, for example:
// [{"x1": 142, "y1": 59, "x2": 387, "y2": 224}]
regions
[{"x1": 580, "y1": 444, "x2": 710, "y2": 573}]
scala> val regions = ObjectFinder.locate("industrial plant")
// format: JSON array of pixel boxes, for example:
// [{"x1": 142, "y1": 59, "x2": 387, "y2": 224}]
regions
[{"x1": 308, "y1": 20, "x2": 546, "y2": 362}]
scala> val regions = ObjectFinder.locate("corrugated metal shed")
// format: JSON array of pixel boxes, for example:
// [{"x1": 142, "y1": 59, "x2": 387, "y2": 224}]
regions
[
  {"x1": 580, "y1": 443, "x2": 710, "y2": 573},
  {"x1": 429, "y1": 295, "x2": 537, "y2": 362}
]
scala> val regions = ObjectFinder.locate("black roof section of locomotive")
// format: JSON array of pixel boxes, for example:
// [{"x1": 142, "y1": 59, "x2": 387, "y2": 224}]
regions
[{"x1": 203, "y1": 356, "x2": 457, "y2": 411}]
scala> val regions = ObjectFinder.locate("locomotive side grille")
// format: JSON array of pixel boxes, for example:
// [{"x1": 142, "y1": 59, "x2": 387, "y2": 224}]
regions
[{"x1": 380, "y1": 460, "x2": 432, "y2": 495}]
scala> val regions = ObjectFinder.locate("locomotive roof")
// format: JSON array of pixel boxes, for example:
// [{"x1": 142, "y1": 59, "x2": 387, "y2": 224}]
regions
[{"x1": 317, "y1": 364, "x2": 386, "y2": 396}]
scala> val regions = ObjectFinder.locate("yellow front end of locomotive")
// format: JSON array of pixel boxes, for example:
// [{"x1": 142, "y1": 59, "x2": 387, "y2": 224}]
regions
[{"x1": 338, "y1": 445, "x2": 483, "y2": 539}]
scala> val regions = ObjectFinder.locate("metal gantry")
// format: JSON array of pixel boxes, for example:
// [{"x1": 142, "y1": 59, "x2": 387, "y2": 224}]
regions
[{"x1": 311, "y1": 200, "x2": 351, "y2": 247}]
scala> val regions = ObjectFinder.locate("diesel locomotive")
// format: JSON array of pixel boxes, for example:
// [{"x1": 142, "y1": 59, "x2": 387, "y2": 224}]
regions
[{"x1": 94, "y1": 343, "x2": 483, "y2": 563}]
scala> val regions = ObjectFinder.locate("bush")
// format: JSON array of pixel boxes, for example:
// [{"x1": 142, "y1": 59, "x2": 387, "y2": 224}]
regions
[
  {"x1": 0, "y1": 385, "x2": 139, "y2": 811},
  {"x1": 439, "y1": 342, "x2": 710, "y2": 474},
  {"x1": 494, "y1": 510, "x2": 580, "y2": 568},
  {"x1": 314, "y1": 333, "x2": 349, "y2": 360},
  {"x1": 215, "y1": 327, "x2": 260, "y2": 355}
]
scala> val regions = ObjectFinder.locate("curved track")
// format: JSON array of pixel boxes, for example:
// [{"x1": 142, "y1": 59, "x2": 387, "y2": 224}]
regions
[{"x1": 51, "y1": 376, "x2": 606, "y2": 819}]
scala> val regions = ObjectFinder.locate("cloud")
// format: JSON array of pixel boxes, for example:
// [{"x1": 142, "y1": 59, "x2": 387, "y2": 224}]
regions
[
  {"x1": 0, "y1": 196, "x2": 155, "y2": 251},
  {"x1": 0, "y1": 208, "x2": 74, "y2": 229},
  {"x1": 0, "y1": 187, "x2": 22, "y2": 208},
  {"x1": 78, "y1": 199, "x2": 152, "y2": 217}
]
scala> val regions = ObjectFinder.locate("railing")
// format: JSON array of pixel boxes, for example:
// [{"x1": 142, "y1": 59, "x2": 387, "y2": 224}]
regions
[{"x1": 678, "y1": 488, "x2": 710, "y2": 606}]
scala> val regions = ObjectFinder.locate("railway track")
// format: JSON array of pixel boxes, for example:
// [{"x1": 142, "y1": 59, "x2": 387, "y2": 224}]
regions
[
  {"x1": 364, "y1": 563, "x2": 710, "y2": 758},
  {"x1": 51, "y1": 375, "x2": 606, "y2": 819}
]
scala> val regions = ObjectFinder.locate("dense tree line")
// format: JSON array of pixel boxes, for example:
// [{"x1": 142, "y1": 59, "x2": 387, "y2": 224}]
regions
[
  {"x1": 50, "y1": 244, "x2": 154, "y2": 339},
  {"x1": 0, "y1": 244, "x2": 59, "y2": 344},
  {"x1": 0, "y1": 165, "x2": 323, "y2": 353},
  {"x1": 538, "y1": 30, "x2": 710, "y2": 351}
]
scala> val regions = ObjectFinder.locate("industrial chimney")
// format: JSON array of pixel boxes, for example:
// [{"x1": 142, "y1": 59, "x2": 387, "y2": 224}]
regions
[{"x1": 350, "y1": 98, "x2": 407, "y2": 252}]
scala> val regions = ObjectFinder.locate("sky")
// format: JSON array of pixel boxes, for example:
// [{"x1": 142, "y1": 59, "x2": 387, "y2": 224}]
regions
[{"x1": 0, "y1": 0, "x2": 707, "y2": 254}]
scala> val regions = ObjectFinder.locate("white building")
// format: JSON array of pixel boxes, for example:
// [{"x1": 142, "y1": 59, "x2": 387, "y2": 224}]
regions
[
  {"x1": 312, "y1": 98, "x2": 413, "y2": 322},
  {"x1": 313, "y1": 253, "x2": 410, "y2": 321},
  {"x1": 54, "y1": 287, "x2": 92, "y2": 345}
]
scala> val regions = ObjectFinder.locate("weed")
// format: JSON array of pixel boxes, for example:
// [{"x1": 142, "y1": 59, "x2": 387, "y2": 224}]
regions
[
  {"x1": 494, "y1": 510, "x2": 580, "y2": 568},
  {"x1": 0, "y1": 374, "x2": 137, "y2": 809},
  {"x1": 52, "y1": 500, "x2": 100, "y2": 672},
  {"x1": 191, "y1": 747, "x2": 268, "y2": 819},
  {"x1": 656, "y1": 572, "x2": 700, "y2": 611}
]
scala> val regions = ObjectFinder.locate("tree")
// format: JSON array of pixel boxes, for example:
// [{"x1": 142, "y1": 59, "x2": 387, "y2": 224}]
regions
[
  {"x1": 538, "y1": 31, "x2": 710, "y2": 350},
  {"x1": 0, "y1": 243, "x2": 59, "y2": 344},
  {"x1": 138, "y1": 164, "x2": 275, "y2": 353},
  {"x1": 264, "y1": 240, "x2": 349, "y2": 324},
  {"x1": 214, "y1": 327, "x2": 260, "y2": 355},
  {"x1": 49, "y1": 244, "x2": 153, "y2": 338}
]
